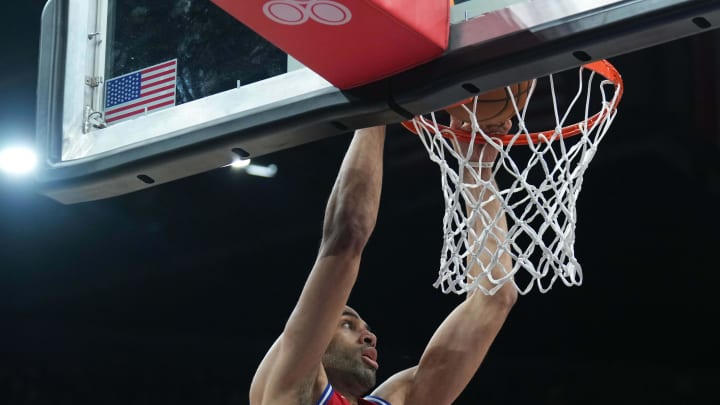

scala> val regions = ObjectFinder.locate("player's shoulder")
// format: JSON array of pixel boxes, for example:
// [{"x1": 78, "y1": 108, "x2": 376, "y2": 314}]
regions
[{"x1": 250, "y1": 335, "x2": 329, "y2": 405}]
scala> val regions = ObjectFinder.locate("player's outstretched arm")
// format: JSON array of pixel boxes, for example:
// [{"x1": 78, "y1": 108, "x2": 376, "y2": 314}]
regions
[
  {"x1": 371, "y1": 122, "x2": 517, "y2": 405},
  {"x1": 250, "y1": 125, "x2": 386, "y2": 405}
]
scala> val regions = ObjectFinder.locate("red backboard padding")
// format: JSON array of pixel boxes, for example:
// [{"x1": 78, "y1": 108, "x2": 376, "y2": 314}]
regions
[{"x1": 209, "y1": 0, "x2": 449, "y2": 89}]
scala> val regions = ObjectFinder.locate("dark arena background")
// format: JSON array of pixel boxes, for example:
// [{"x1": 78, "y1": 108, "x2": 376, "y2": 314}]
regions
[{"x1": 1, "y1": 1, "x2": 720, "y2": 404}]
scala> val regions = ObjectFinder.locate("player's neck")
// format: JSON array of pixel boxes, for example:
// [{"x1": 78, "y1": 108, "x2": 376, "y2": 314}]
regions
[
  {"x1": 329, "y1": 378, "x2": 367, "y2": 405},
  {"x1": 335, "y1": 389, "x2": 361, "y2": 405}
]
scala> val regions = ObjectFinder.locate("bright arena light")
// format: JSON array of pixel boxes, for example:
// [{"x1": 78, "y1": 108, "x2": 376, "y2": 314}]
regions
[
  {"x1": 246, "y1": 163, "x2": 277, "y2": 178},
  {"x1": 0, "y1": 146, "x2": 38, "y2": 175},
  {"x1": 230, "y1": 157, "x2": 252, "y2": 169},
  {"x1": 225, "y1": 158, "x2": 277, "y2": 178}
]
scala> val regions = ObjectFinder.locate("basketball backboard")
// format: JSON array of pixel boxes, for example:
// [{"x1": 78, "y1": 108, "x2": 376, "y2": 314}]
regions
[{"x1": 35, "y1": 0, "x2": 720, "y2": 204}]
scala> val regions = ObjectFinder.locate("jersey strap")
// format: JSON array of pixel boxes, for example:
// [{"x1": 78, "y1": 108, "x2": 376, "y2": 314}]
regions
[
  {"x1": 316, "y1": 384, "x2": 393, "y2": 405},
  {"x1": 363, "y1": 395, "x2": 393, "y2": 405}
]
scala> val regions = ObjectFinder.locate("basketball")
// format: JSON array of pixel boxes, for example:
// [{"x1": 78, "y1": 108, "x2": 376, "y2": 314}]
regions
[{"x1": 444, "y1": 80, "x2": 533, "y2": 126}]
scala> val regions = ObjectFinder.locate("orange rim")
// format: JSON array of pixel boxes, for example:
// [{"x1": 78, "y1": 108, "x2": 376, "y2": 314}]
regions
[{"x1": 401, "y1": 59, "x2": 624, "y2": 145}]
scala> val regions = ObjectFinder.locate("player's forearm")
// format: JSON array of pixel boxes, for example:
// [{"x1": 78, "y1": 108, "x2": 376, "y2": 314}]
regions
[
  {"x1": 464, "y1": 168, "x2": 517, "y2": 301},
  {"x1": 406, "y1": 277, "x2": 515, "y2": 405},
  {"x1": 403, "y1": 171, "x2": 516, "y2": 402},
  {"x1": 320, "y1": 125, "x2": 385, "y2": 257}
]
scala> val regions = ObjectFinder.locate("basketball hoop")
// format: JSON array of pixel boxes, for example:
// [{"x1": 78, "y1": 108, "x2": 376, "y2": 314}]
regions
[{"x1": 402, "y1": 60, "x2": 623, "y2": 295}]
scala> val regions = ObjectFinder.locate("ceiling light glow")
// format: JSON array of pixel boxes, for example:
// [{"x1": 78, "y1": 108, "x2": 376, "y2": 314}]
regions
[{"x1": 0, "y1": 146, "x2": 38, "y2": 175}]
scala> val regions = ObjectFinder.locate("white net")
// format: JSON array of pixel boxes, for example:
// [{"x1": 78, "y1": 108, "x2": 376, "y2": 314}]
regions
[{"x1": 406, "y1": 61, "x2": 623, "y2": 295}]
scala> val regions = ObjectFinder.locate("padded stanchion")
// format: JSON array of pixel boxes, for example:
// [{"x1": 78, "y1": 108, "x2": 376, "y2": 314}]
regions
[{"x1": 210, "y1": 0, "x2": 449, "y2": 89}]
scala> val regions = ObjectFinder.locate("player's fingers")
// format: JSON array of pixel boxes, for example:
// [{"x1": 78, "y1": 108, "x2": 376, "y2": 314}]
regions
[
  {"x1": 480, "y1": 120, "x2": 512, "y2": 135},
  {"x1": 449, "y1": 115, "x2": 463, "y2": 130},
  {"x1": 499, "y1": 119, "x2": 512, "y2": 133},
  {"x1": 480, "y1": 142, "x2": 500, "y2": 163}
]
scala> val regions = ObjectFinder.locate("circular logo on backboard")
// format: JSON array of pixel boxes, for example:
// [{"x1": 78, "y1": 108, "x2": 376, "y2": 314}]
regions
[{"x1": 263, "y1": 0, "x2": 352, "y2": 26}]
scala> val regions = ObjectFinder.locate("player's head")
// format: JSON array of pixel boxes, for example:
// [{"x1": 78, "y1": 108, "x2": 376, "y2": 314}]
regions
[{"x1": 322, "y1": 305, "x2": 378, "y2": 395}]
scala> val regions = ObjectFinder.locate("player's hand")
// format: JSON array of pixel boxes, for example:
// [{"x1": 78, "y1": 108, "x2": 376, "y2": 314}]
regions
[
  {"x1": 449, "y1": 116, "x2": 512, "y2": 135},
  {"x1": 451, "y1": 119, "x2": 511, "y2": 166}
]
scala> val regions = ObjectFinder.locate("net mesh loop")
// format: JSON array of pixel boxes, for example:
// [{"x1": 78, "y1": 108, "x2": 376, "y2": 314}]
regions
[{"x1": 403, "y1": 60, "x2": 623, "y2": 295}]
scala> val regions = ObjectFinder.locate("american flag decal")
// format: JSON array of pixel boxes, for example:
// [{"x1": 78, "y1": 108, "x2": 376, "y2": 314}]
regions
[{"x1": 104, "y1": 59, "x2": 177, "y2": 125}]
